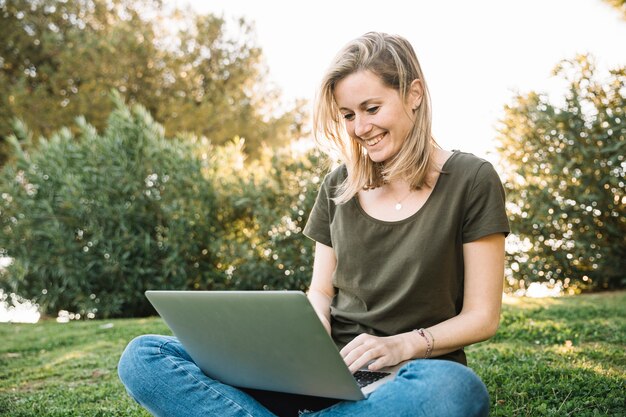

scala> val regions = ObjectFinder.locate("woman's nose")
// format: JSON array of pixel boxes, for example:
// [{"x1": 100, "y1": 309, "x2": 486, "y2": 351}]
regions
[{"x1": 353, "y1": 115, "x2": 372, "y2": 138}]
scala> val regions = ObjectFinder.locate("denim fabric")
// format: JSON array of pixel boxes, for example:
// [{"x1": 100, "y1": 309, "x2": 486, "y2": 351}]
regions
[{"x1": 118, "y1": 335, "x2": 489, "y2": 417}]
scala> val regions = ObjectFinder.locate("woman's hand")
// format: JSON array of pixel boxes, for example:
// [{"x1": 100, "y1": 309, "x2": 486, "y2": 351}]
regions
[{"x1": 340, "y1": 332, "x2": 419, "y2": 373}]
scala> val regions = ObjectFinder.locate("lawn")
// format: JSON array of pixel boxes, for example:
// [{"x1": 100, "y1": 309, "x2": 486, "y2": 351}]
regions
[{"x1": 1, "y1": 291, "x2": 624, "y2": 416}]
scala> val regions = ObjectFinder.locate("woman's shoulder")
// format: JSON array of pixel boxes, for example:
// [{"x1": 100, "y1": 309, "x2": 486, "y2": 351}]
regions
[
  {"x1": 446, "y1": 150, "x2": 500, "y2": 178},
  {"x1": 322, "y1": 163, "x2": 348, "y2": 187},
  {"x1": 440, "y1": 150, "x2": 504, "y2": 196},
  {"x1": 446, "y1": 150, "x2": 492, "y2": 169}
]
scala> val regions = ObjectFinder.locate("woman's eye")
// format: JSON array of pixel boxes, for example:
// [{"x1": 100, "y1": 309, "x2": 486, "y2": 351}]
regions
[
  {"x1": 343, "y1": 113, "x2": 355, "y2": 121},
  {"x1": 366, "y1": 106, "x2": 380, "y2": 114}
]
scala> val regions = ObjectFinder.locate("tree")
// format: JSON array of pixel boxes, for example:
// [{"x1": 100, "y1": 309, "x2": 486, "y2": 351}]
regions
[
  {"x1": 496, "y1": 55, "x2": 625, "y2": 291},
  {"x1": 0, "y1": 0, "x2": 159, "y2": 163},
  {"x1": 0, "y1": 0, "x2": 303, "y2": 165},
  {"x1": 603, "y1": 0, "x2": 626, "y2": 19}
]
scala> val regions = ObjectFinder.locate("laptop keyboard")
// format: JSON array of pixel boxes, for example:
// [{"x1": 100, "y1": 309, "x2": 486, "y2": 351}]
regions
[{"x1": 353, "y1": 370, "x2": 391, "y2": 388}]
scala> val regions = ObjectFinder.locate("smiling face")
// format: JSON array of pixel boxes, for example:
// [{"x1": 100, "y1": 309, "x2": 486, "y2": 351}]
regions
[{"x1": 334, "y1": 70, "x2": 422, "y2": 163}]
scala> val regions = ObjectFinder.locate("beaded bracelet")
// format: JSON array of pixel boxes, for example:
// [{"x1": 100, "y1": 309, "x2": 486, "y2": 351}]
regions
[
  {"x1": 422, "y1": 328, "x2": 435, "y2": 351},
  {"x1": 416, "y1": 328, "x2": 434, "y2": 358}
]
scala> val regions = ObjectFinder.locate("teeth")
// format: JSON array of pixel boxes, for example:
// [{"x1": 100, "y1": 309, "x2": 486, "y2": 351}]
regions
[{"x1": 365, "y1": 133, "x2": 385, "y2": 146}]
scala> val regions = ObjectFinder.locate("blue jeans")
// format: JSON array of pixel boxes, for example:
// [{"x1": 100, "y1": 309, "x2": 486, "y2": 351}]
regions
[{"x1": 118, "y1": 335, "x2": 490, "y2": 417}]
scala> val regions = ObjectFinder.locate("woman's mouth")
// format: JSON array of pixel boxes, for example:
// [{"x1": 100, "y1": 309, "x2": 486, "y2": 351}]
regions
[{"x1": 364, "y1": 133, "x2": 385, "y2": 147}]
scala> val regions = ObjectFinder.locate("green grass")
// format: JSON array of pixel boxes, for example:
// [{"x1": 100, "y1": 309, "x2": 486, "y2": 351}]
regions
[
  {"x1": 1, "y1": 292, "x2": 624, "y2": 417},
  {"x1": 469, "y1": 291, "x2": 626, "y2": 416}
]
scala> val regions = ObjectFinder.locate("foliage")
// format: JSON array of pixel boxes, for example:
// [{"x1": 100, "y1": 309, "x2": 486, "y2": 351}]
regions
[
  {"x1": 496, "y1": 55, "x2": 626, "y2": 291},
  {"x1": 0, "y1": 95, "x2": 326, "y2": 318},
  {"x1": 0, "y1": 0, "x2": 305, "y2": 165},
  {"x1": 1, "y1": 291, "x2": 625, "y2": 416},
  {"x1": 0, "y1": 93, "x2": 223, "y2": 317},
  {"x1": 603, "y1": 0, "x2": 626, "y2": 19},
  {"x1": 203, "y1": 140, "x2": 327, "y2": 292}
]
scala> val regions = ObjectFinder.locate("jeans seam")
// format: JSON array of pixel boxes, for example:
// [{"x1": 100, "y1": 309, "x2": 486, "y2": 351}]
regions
[{"x1": 158, "y1": 340, "x2": 257, "y2": 417}]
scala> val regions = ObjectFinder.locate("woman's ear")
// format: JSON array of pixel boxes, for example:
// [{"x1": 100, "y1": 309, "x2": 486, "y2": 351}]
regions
[{"x1": 409, "y1": 79, "x2": 424, "y2": 111}]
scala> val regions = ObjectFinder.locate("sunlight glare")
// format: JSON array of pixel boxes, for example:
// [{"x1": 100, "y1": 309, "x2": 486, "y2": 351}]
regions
[
  {"x1": 522, "y1": 282, "x2": 564, "y2": 298},
  {"x1": 0, "y1": 289, "x2": 41, "y2": 324}
]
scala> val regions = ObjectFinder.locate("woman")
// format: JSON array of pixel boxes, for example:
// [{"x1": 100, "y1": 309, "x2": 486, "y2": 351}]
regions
[{"x1": 118, "y1": 32, "x2": 509, "y2": 416}]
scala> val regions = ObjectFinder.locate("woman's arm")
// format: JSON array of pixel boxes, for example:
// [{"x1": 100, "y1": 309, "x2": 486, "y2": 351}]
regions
[
  {"x1": 341, "y1": 232, "x2": 506, "y2": 372},
  {"x1": 306, "y1": 241, "x2": 337, "y2": 335},
  {"x1": 417, "y1": 232, "x2": 505, "y2": 356}
]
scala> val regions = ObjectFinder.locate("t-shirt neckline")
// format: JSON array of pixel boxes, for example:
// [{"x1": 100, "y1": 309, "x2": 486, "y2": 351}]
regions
[{"x1": 351, "y1": 150, "x2": 460, "y2": 225}]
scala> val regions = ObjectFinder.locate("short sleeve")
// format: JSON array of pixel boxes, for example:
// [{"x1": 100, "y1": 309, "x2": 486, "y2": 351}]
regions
[
  {"x1": 462, "y1": 162, "x2": 510, "y2": 243},
  {"x1": 303, "y1": 175, "x2": 333, "y2": 247}
]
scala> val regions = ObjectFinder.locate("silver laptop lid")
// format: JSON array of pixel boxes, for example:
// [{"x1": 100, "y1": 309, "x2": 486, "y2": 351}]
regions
[{"x1": 145, "y1": 290, "x2": 365, "y2": 400}]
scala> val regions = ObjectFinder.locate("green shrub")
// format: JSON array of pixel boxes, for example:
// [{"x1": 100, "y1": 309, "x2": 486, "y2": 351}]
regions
[
  {"x1": 204, "y1": 141, "x2": 327, "y2": 291},
  {"x1": 0, "y1": 93, "x2": 331, "y2": 318},
  {"x1": 0, "y1": 93, "x2": 221, "y2": 317},
  {"x1": 497, "y1": 56, "x2": 626, "y2": 291}
]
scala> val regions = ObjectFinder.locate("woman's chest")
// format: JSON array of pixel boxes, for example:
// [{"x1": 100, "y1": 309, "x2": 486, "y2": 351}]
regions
[{"x1": 356, "y1": 186, "x2": 435, "y2": 222}]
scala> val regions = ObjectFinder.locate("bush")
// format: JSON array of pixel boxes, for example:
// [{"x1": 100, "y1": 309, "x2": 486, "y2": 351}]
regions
[
  {"x1": 497, "y1": 55, "x2": 626, "y2": 291},
  {"x1": 0, "y1": 93, "x2": 330, "y2": 318},
  {"x1": 204, "y1": 141, "x2": 327, "y2": 292},
  {"x1": 0, "y1": 93, "x2": 221, "y2": 317}
]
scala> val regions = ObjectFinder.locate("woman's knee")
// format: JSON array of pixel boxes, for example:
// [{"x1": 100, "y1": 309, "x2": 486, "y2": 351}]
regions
[
  {"x1": 117, "y1": 334, "x2": 171, "y2": 395},
  {"x1": 439, "y1": 361, "x2": 489, "y2": 417},
  {"x1": 399, "y1": 359, "x2": 490, "y2": 417}
]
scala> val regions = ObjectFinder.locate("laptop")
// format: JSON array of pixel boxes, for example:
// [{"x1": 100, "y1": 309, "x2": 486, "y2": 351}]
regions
[{"x1": 145, "y1": 290, "x2": 401, "y2": 400}]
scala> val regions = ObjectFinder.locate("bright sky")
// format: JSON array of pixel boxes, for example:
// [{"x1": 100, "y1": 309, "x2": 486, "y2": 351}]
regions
[{"x1": 178, "y1": 0, "x2": 624, "y2": 163}]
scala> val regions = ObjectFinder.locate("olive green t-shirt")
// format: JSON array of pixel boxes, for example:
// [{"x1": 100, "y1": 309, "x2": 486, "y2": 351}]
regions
[{"x1": 303, "y1": 151, "x2": 510, "y2": 365}]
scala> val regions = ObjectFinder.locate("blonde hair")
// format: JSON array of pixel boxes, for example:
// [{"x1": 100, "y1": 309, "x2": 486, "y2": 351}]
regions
[{"x1": 314, "y1": 32, "x2": 438, "y2": 204}]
